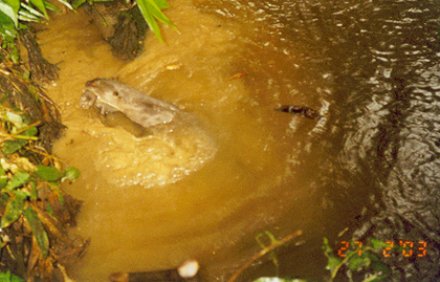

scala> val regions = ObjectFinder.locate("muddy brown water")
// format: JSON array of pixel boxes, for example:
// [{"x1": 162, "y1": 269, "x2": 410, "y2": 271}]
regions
[{"x1": 38, "y1": 0, "x2": 439, "y2": 281}]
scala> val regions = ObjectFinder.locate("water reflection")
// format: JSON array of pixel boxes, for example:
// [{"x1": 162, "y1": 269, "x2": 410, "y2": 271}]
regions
[
  {"x1": 199, "y1": 0, "x2": 440, "y2": 280},
  {"x1": 39, "y1": 0, "x2": 440, "y2": 280}
]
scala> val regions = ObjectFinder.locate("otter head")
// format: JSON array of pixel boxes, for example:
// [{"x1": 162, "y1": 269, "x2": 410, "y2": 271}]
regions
[{"x1": 80, "y1": 78, "x2": 123, "y2": 112}]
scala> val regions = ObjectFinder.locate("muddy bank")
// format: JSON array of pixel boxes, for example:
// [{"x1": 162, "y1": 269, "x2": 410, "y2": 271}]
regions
[{"x1": 0, "y1": 45, "x2": 86, "y2": 281}]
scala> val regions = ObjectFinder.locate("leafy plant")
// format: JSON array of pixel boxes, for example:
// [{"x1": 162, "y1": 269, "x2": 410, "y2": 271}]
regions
[
  {"x1": 135, "y1": 0, "x2": 174, "y2": 40},
  {"x1": 0, "y1": 271, "x2": 24, "y2": 282},
  {"x1": 322, "y1": 238, "x2": 391, "y2": 282},
  {"x1": 229, "y1": 230, "x2": 303, "y2": 282},
  {"x1": 0, "y1": 105, "x2": 80, "y2": 260},
  {"x1": 73, "y1": 0, "x2": 174, "y2": 40},
  {"x1": 0, "y1": 0, "x2": 70, "y2": 61},
  {"x1": 256, "y1": 231, "x2": 281, "y2": 272},
  {"x1": 0, "y1": 0, "x2": 173, "y2": 62}
]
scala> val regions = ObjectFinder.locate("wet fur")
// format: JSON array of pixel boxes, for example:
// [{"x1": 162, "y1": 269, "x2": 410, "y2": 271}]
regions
[{"x1": 80, "y1": 78, "x2": 179, "y2": 128}]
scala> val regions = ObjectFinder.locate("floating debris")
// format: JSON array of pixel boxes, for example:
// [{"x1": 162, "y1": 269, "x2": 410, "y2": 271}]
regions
[{"x1": 276, "y1": 105, "x2": 321, "y2": 119}]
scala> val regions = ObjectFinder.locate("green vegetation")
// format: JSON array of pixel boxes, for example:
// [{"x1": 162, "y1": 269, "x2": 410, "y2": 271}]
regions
[
  {"x1": 227, "y1": 230, "x2": 303, "y2": 282},
  {"x1": 255, "y1": 231, "x2": 282, "y2": 271},
  {"x1": 73, "y1": 0, "x2": 174, "y2": 40},
  {"x1": 0, "y1": 271, "x2": 24, "y2": 282},
  {"x1": 0, "y1": 0, "x2": 171, "y2": 279},
  {"x1": 0, "y1": 40, "x2": 85, "y2": 279},
  {"x1": 0, "y1": 0, "x2": 173, "y2": 57},
  {"x1": 322, "y1": 238, "x2": 391, "y2": 282},
  {"x1": 0, "y1": 104, "x2": 81, "y2": 279},
  {"x1": 247, "y1": 233, "x2": 392, "y2": 282},
  {"x1": 249, "y1": 231, "x2": 307, "y2": 282}
]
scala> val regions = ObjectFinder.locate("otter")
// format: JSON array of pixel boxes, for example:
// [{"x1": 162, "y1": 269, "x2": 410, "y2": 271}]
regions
[
  {"x1": 79, "y1": 78, "x2": 218, "y2": 188},
  {"x1": 80, "y1": 78, "x2": 180, "y2": 129}
]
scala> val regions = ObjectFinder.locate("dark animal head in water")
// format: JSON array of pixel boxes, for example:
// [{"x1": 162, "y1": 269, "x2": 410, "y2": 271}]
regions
[{"x1": 80, "y1": 78, "x2": 179, "y2": 128}]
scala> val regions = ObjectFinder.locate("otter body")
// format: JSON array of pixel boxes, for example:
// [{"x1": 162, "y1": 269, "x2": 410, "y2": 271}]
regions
[{"x1": 80, "y1": 78, "x2": 179, "y2": 129}]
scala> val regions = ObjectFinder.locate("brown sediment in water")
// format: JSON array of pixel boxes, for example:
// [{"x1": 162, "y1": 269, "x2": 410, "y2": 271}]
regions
[
  {"x1": 3, "y1": 0, "x2": 439, "y2": 280},
  {"x1": 38, "y1": 1, "x2": 325, "y2": 281}
]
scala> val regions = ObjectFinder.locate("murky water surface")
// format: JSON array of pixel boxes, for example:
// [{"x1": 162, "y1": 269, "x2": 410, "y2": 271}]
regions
[{"x1": 39, "y1": 0, "x2": 440, "y2": 281}]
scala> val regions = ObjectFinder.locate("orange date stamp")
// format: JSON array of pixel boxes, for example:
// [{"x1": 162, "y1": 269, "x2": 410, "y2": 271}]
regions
[{"x1": 336, "y1": 240, "x2": 428, "y2": 258}]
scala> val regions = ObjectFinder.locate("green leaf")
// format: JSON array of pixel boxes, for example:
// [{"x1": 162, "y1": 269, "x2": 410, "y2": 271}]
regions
[
  {"x1": 0, "y1": 177, "x2": 8, "y2": 189},
  {"x1": 153, "y1": 0, "x2": 169, "y2": 9},
  {"x1": 322, "y1": 237, "x2": 333, "y2": 255},
  {"x1": 4, "y1": 0, "x2": 20, "y2": 13},
  {"x1": 30, "y1": 0, "x2": 48, "y2": 18},
  {"x1": 255, "y1": 231, "x2": 280, "y2": 270},
  {"x1": 322, "y1": 238, "x2": 344, "y2": 278},
  {"x1": 23, "y1": 208, "x2": 49, "y2": 257},
  {"x1": 136, "y1": 0, "x2": 162, "y2": 40},
  {"x1": 0, "y1": 167, "x2": 7, "y2": 188},
  {"x1": 21, "y1": 2, "x2": 45, "y2": 19},
  {"x1": 62, "y1": 166, "x2": 80, "y2": 181},
  {"x1": 0, "y1": 239, "x2": 6, "y2": 249},
  {"x1": 43, "y1": 1, "x2": 60, "y2": 12},
  {"x1": 136, "y1": 0, "x2": 174, "y2": 40},
  {"x1": 45, "y1": 202, "x2": 53, "y2": 216},
  {"x1": 1, "y1": 191, "x2": 26, "y2": 228},
  {"x1": 145, "y1": 0, "x2": 173, "y2": 25},
  {"x1": 347, "y1": 255, "x2": 370, "y2": 271},
  {"x1": 22, "y1": 69, "x2": 30, "y2": 80},
  {"x1": 370, "y1": 259, "x2": 390, "y2": 277},
  {"x1": 256, "y1": 231, "x2": 278, "y2": 249},
  {"x1": 370, "y1": 239, "x2": 388, "y2": 251},
  {"x1": 18, "y1": 9, "x2": 42, "y2": 22},
  {"x1": 23, "y1": 126, "x2": 38, "y2": 137},
  {"x1": 0, "y1": 271, "x2": 25, "y2": 282},
  {"x1": 0, "y1": 1, "x2": 18, "y2": 26},
  {"x1": 29, "y1": 181, "x2": 37, "y2": 200},
  {"x1": 5, "y1": 111, "x2": 23, "y2": 127},
  {"x1": 71, "y1": 0, "x2": 86, "y2": 9},
  {"x1": 5, "y1": 172, "x2": 30, "y2": 190},
  {"x1": 326, "y1": 256, "x2": 342, "y2": 273},
  {"x1": 0, "y1": 193, "x2": 8, "y2": 206},
  {"x1": 0, "y1": 21, "x2": 13, "y2": 35},
  {"x1": 0, "y1": 12, "x2": 12, "y2": 25},
  {"x1": 2, "y1": 139, "x2": 27, "y2": 154},
  {"x1": 55, "y1": 0, "x2": 72, "y2": 10},
  {"x1": 8, "y1": 43, "x2": 19, "y2": 63},
  {"x1": 36, "y1": 165, "x2": 63, "y2": 181}
]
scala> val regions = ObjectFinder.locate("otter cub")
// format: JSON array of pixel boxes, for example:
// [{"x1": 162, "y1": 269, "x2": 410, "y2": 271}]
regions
[{"x1": 80, "y1": 78, "x2": 180, "y2": 130}]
